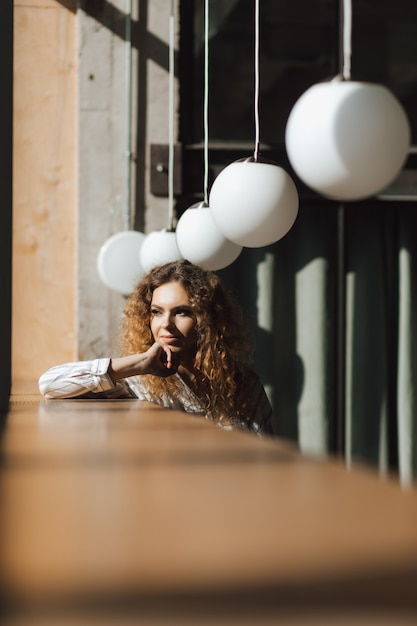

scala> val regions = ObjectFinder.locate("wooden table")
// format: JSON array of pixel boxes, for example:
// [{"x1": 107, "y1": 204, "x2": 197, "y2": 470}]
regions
[{"x1": 1, "y1": 385, "x2": 417, "y2": 624}]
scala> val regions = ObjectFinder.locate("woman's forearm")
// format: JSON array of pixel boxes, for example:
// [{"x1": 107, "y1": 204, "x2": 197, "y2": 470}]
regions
[
  {"x1": 107, "y1": 354, "x2": 151, "y2": 381},
  {"x1": 38, "y1": 344, "x2": 177, "y2": 399},
  {"x1": 109, "y1": 343, "x2": 178, "y2": 380}
]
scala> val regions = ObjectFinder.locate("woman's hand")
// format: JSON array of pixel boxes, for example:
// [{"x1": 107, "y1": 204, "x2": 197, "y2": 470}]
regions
[
  {"x1": 108, "y1": 343, "x2": 179, "y2": 382},
  {"x1": 142, "y1": 342, "x2": 179, "y2": 377}
]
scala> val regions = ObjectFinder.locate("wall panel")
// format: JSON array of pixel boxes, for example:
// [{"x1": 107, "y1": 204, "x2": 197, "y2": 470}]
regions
[{"x1": 13, "y1": 0, "x2": 77, "y2": 381}]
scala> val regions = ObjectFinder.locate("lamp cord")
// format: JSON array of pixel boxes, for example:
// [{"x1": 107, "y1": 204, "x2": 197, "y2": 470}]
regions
[
  {"x1": 203, "y1": 0, "x2": 209, "y2": 205},
  {"x1": 254, "y1": 0, "x2": 260, "y2": 161},
  {"x1": 342, "y1": 0, "x2": 352, "y2": 80},
  {"x1": 125, "y1": 0, "x2": 132, "y2": 230},
  {"x1": 168, "y1": 0, "x2": 175, "y2": 230}
]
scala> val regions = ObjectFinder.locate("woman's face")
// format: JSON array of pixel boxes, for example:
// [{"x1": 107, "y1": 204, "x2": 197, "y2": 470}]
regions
[{"x1": 150, "y1": 281, "x2": 197, "y2": 363}]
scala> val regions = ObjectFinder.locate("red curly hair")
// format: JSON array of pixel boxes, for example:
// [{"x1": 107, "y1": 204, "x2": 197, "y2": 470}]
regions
[{"x1": 120, "y1": 260, "x2": 255, "y2": 426}]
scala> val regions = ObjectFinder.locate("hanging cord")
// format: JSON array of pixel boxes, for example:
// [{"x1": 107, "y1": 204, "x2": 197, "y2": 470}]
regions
[
  {"x1": 203, "y1": 0, "x2": 209, "y2": 204},
  {"x1": 253, "y1": 0, "x2": 260, "y2": 161},
  {"x1": 125, "y1": 0, "x2": 132, "y2": 230},
  {"x1": 342, "y1": 0, "x2": 352, "y2": 80},
  {"x1": 168, "y1": 0, "x2": 175, "y2": 230}
]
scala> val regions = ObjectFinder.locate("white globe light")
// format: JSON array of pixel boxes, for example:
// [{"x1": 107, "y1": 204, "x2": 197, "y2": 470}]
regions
[
  {"x1": 285, "y1": 79, "x2": 411, "y2": 201},
  {"x1": 176, "y1": 202, "x2": 242, "y2": 270},
  {"x1": 209, "y1": 158, "x2": 299, "y2": 248},
  {"x1": 139, "y1": 229, "x2": 183, "y2": 271},
  {"x1": 97, "y1": 230, "x2": 146, "y2": 295}
]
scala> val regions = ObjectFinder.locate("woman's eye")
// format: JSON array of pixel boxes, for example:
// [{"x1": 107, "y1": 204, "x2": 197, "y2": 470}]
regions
[{"x1": 151, "y1": 309, "x2": 161, "y2": 316}]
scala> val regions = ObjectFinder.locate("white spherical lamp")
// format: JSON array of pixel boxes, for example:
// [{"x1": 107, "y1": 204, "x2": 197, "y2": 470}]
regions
[
  {"x1": 176, "y1": 202, "x2": 242, "y2": 270},
  {"x1": 285, "y1": 79, "x2": 411, "y2": 201},
  {"x1": 139, "y1": 229, "x2": 183, "y2": 272},
  {"x1": 97, "y1": 230, "x2": 146, "y2": 295},
  {"x1": 209, "y1": 158, "x2": 299, "y2": 248}
]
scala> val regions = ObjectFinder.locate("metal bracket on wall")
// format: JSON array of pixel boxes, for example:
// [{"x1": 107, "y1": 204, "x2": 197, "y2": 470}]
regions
[
  {"x1": 377, "y1": 169, "x2": 417, "y2": 201},
  {"x1": 150, "y1": 144, "x2": 182, "y2": 197}
]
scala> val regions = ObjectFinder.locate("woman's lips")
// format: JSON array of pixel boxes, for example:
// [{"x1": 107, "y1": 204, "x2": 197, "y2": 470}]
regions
[{"x1": 160, "y1": 336, "x2": 181, "y2": 345}]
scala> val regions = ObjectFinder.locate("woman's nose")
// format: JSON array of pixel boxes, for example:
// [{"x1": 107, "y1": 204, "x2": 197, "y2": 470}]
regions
[{"x1": 161, "y1": 313, "x2": 173, "y2": 328}]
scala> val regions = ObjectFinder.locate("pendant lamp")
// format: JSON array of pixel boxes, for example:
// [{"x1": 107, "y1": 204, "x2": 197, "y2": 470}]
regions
[
  {"x1": 209, "y1": 0, "x2": 299, "y2": 248},
  {"x1": 285, "y1": 0, "x2": 410, "y2": 201},
  {"x1": 176, "y1": 202, "x2": 242, "y2": 270},
  {"x1": 139, "y1": 1, "x2": 183, "y2": 271},
  {"x1": 97, "y1": 230, "x2": 146, "y2": 295},
  {"x1": 97, "y1": 3, "x2": 146, "y2": 295},
  {"x1": 176, "y1": 0, "x2": 242, "y2": 269},
  {"x1": 139, "y1": 229, "x2": 182, "y2": 272}
]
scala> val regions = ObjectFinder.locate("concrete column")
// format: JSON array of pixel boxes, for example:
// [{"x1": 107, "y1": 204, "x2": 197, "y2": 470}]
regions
[{"x1": 77, "y1": 0, "x2": 178, "y2": 359}]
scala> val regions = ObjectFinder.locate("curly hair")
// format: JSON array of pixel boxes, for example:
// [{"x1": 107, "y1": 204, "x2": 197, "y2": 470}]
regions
[{"x1": 120, "y1": 260, "x2": 255, "y2": 426}]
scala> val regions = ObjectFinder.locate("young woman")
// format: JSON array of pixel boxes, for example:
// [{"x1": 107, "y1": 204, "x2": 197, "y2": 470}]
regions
[{"x1": 39, "y1": 260, "x2": 276, "y2": 436}]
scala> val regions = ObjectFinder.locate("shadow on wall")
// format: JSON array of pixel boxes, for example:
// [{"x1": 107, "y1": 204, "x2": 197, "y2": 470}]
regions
[
  {"x1": 55, "y1": 0, "x2": 77, "y2": 12},
  {"x1": 58, "y1": 0, "x2": 174, "y2": 233},
  {"x1": 219, "y1": 199, "x2": 339, "y2": 449}
]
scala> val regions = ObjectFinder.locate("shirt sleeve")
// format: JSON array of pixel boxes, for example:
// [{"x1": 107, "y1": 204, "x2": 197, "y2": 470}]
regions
[{"x1": 38, "y1": 358, "x2": 133, "y2": 399}]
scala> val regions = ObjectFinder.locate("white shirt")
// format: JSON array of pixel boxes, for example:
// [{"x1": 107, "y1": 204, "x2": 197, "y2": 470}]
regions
[{"x1": 38, "y1": 358, "x2": 276, "y2": 435}]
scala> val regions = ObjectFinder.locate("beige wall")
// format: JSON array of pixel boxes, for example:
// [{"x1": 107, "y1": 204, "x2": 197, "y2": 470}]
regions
[
  {"x1": 13, "y1": 0, "x2": 77, "y2": 381},
  {"x1": 12, "y1": 0, "x2": 178, "y2": 382}
]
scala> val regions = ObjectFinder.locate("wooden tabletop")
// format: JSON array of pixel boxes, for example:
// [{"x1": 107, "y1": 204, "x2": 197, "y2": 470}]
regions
[{"x1": 2, "y1": 385, "x2": 417, "y2": 625}]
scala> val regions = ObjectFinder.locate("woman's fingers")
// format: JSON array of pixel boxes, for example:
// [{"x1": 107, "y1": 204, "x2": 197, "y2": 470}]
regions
[
  {"x1": 160, "y1": 343, "x2": 174, "y2": 369},
  {"x1": 147, "y1": 342, "x2": 178, "y2": 375}
]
